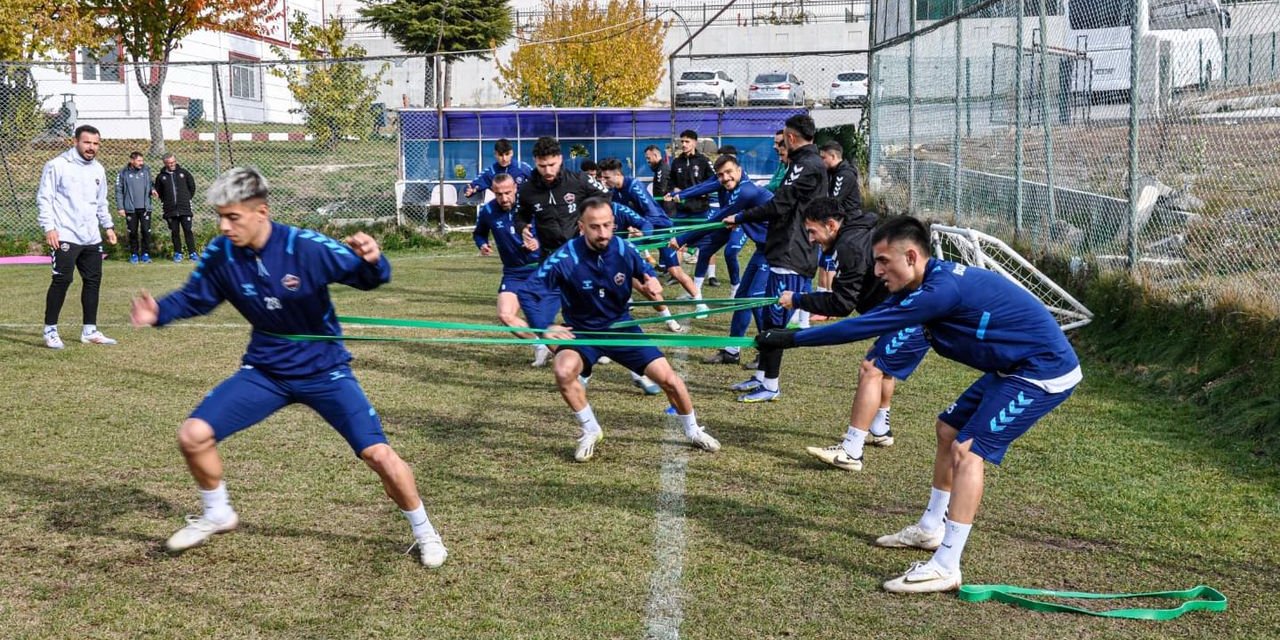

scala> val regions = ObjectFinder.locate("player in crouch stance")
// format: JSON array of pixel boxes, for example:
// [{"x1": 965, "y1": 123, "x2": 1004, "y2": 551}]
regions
[
  {"x1": 757, "y1": 216, "x2": 1080, "y2": 593},
  {"x1": 534, "y1": 198, "x2": 722, "y2": 462},
  {"x1": 130, "y1": 167, "x2": 448, "y2": 568}
]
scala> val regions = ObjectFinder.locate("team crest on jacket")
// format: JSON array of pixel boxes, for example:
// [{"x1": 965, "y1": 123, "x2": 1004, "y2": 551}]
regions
[
  {"x1": 614, "y1": 272, "x2": 625, "y2": 285},
  {"x1": 564, "y1": 193, "x2": 576, "y2": 204},
  {"x1": 281, "y1": 274, "x2": 301, "y2": 291}
]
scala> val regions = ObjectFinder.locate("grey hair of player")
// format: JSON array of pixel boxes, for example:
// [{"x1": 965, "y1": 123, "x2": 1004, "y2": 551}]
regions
[
  {"x1": 207, "y1": 166, "x2": 271, "y2": 207},
  {"x1": 491, "y1": 173, "x2": 516, "y2": 186}
]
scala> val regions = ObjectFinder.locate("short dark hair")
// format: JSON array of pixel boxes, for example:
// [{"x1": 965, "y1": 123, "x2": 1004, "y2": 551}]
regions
[
  {"x1": 580, "y1": 159, "x2": 598, "y2": 173},
  {"x1": 819, "y1": 141, "x2": 844, "y2": 158},
  {"x1": 580, "y1": 196, "x2": 613, "y2": 218},
  {"x1": 597, "y1": 157, "x2": 623, "y2": 173},
  {"x1": 774, "y1": 129, "x2": 785, "y2": 136},
  {"x1": 679, "y1": 129, "x2": 698, "y2": 140},
  {"x1": 643, "y1": 144, "x2": 662, "y2": 154},
  {"x1": 802, "y1": 197, "x2": 844, "y2": 224},
  {"x1": 784, "y1": 114, "x2": 816, "y2": 141},
  {"x1": 712, "y1": 154, "x2": 739, "y2": 171},
  {"x1": 494, "y1": 138, "x2": 513, "y2": 154},
  {"x1": 129, "y1": 151, "x2": 143, "y2": 160},
  {"x1": 716, "y1": 145, "x2": 738, "y2": 156},
  {"x1": 871, "y1": 215, "x2": 931, "y2": 252},
  {"x1": 532, "y1": 136, "x2": 561, "y2": 158},
  {"x1": 74, "y1": 125, "x2": 100, "y2": 140}
]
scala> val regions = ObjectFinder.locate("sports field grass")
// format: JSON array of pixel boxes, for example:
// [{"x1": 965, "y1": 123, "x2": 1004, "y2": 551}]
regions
[{"x1": 0, "y1": 246, "x2": 1277, "y2": 639}]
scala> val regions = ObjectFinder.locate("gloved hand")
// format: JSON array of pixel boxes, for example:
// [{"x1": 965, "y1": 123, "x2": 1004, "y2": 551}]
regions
[{"x1": 755, "y1": 328, "x2": 798, "y2": 350}]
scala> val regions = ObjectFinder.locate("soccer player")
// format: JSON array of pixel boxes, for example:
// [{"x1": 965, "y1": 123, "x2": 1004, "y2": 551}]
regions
[
  {"x1": 535, "y1": 198, "x2": 722, "y2": 461},
  {"x1": 596, "y1": 157, "x2": 702, "y2": 313},
  {"x1": 663, "y1": 154, "x2": 748, "y2": 303},
  {"x1": 129, "y1": 167, "x2": 449, "y2": 568},
  {"x1": 669, "y1": 130, "x2": 714, "y2": 268},
  {"x1": 723, "y1": 114, "x2": 827, "y2": 402},
  {"x1": 473, "y1": 173, "x2": 550, "y2": 367},
  {"x1": 463, "y1": 138, "x2": 534, "y2": 198},
  {"x1": 776, "y1": 197, "x2": 929, "y2": 471},
  {"x1": 756, "y1": 216, "x2": 1082, "y2": 593},
  {"x1": 667, "y1": 154, "x2": 772, "y2": 366},
  {"x1": 513, "y1": 136, "x2": 612, "y2": 331}
]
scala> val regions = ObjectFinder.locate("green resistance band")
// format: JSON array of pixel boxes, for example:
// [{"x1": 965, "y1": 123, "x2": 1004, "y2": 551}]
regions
[
  {"x1": 283, "y1": 332, "x2": 753, "y2": 349},
  {"x1": 627, "y1": 297, "x2": 776, "y2": 307},
  {"x1": 609, "y1": 300, "x2": 769, "y2": 328},
  {"x1": 635, "y1": 221, "x2": 725, "y2": 243},
  {"x1": 958, "y1": 584, "x2": 1227, "y2": 620},
  {"x1": 336, "y1": 315, "x2": 735, "y2": 341}
]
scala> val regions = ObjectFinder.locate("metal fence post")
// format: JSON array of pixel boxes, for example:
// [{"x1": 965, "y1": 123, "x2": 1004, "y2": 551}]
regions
[
  {"x1": 952, "y1": 0, "x2": 962, "y2": 224},
  {"x1": 907, "y1": 0, "x2": 916, "y2": 213},
  {"x1": 1015, "y1": 0, "x2": 1025, "y2": 238},
  {"x1": 211, "y1": 63, "x2": 221, "y2": 176},
  {"x1": 965, "y1": 57, "x2": 972, "y2": 138},
  {"x1": 1038, "y1": 0, "x2": 1055, "y2": 248},
  {"x1": 1127, "y1": 0, "x2": 1141, "y2": 271}
]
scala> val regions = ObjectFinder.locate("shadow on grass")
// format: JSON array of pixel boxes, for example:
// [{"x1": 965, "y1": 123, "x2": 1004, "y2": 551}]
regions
[{"x1": 0, "y1": 471, "x2": 179, "y2": 544}]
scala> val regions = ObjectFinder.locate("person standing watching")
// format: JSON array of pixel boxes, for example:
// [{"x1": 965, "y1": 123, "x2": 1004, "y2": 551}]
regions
[
  {"x1": 155, "y1": 152, "x2": 198, "y2": 262},
  {"x1": 37, "y1": 124, "x2": 118, "y2": 349},
  {"x1": 116, "y1": 151, "x2": 156, "y2": 264}
]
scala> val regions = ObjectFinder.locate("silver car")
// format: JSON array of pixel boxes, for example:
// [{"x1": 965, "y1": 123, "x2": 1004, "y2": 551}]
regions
[{"x1": 748, "y1": 72, "x2": 806, "y2": 106}]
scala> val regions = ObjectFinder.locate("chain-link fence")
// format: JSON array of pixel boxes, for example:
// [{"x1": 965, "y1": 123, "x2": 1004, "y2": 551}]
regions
[
  {"x1": 0, "y1": 56, "x2": 423, "y2": 250},
  {"x1": 870, "y1": 0, "x2": 1280, "y2": 314}
]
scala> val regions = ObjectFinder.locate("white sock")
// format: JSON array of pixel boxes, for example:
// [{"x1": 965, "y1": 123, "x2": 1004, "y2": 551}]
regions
[
  {"x1": 659, "y1": 308, "x2": 673, "y2": 318},
  {"x1": 694, "y1": 276, "x2": 704, "y2": 291},
  {"x1": 762, "y1": 377, "x2": 779, "y2": 393},
  {"x1": 870, "y1": 407, "x2": 891, "y2": 436},
  {"x1": 728, "y1": 283, "x2": 739, "y2": 298},
  {"x1": 724, "y1": 346, "x2": 740, "y2": 356},
  {"x1": 841, "y1": 426, "x2": 867, "y2": 458},
  {"x1": 83, "y1": 324, "x2": 97, "y2": 335},
  {"x1": 402, "y1": 503, "x2": 438, "y2": 540},
  {"x1": 796, "y1": 309, "x2": 811, "y2": 329},
  {"x1": 533, "y1": 344, "x2": 549, "y2": 356},
  {"x1": 816, "y1": 286, "x2": 829, "y2": 293},
  {"x1": 930, "y1": 520, "x2": 971, "y2": 573},
  {"x1": 676, "y1": 412, "x2": 700, "y2": 438},
  {"x1": 575, "y1": 405, "x2": 601, "y2": 435},
  {"x1": 707, "y1": 264, "x2": 717, "y2": 278},
  {"x1": 919, "y1": 487, "x2": 951, "y2": 532},
  {"x1": 629, "y1": 371, "x2": 644, "y2": 382},
  {"x1": 44, "y1": 324, "x2": 57, "y2": 334},
  {"x1": 752, "y1": 369, "x2": 765, "y2": 382},
  {"x1": 199, "y1": 482, "x2": 234, "y2": 524}
]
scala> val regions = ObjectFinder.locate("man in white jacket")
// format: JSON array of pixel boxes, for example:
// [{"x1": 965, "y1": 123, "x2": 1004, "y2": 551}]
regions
[{"x1": 37, "y1": 125, "x2": 118, "y2": 349}]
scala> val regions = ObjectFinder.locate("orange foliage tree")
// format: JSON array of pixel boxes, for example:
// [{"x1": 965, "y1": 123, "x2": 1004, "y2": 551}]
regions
[{"x1": 497, "y1": 0, "x2": 668, "y2": 107}]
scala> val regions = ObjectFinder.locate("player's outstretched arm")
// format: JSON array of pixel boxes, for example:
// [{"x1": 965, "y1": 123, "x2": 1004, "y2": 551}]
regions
[
  {"x1": 131, "y1": 291, "x2": 159, "y2": 327},
  {"x1": 345, "y1": 231, "x2": 381, "y2": 264}
]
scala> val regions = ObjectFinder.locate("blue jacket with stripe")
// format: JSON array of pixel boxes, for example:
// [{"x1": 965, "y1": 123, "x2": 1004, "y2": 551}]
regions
[
  {"x1": 529, "y1": 235, "x2": 657, "y2": 332},
  {"x1": 155, "y1": 222, "x2": 391, "y2": 378}
]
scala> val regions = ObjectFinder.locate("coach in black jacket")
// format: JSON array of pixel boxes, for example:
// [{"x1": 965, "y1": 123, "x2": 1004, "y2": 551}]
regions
[
  {"x1": 515, "y1": 136, "x2": 612, "y2": 257},
  {"x1": 154, "y1": 153, "x2": 198, "y2": 260},
  {"x1": 819, "y1": 141, "x2": 862, "y2": 216},
  {"x1": 669, "y1": 130, "x2": 713, "y2": 220}
]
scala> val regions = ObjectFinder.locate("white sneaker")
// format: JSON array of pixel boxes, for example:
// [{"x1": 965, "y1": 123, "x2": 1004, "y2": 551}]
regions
[
  {"x1": 43, "y1": 327, "x2": 64, "y2": 350},
  {"x1": 882, "y1": 560, "x2": 962, "y2": 593},
  {"x1": 165, "y1": 512, "x2": 239, "y2": 552},
  {"x1": 805, "y1": 444, "x2": 864, "y2": 471},
  {"x1": 867, "y1": 430, "x2": 895, "y2": 447},
  {"x1": 597, "y1": 356, "x2": 614, "y2": 365},
  {"x1": 81, "y1": 330, "x2": 118, "y2": 345},
  {"x1": 666, "y1": 319, "x2": 687, "y2": 334},
  {"x1": 531, "y1": 346, "x2": 551, "y2": 368},
  {"x1": 693, "y1": 303, "x2": 710, "y2": 319},
  {"x1": 575, "y1": 430, "x2": 602, "y2": 462},
  {"x1": 686, "y1": 428, "x2": 721, "y2": 453},
  {"x1": 874, "y1": 523, "x2": 944, "y2": 550},
  {"x1": 411, "y1": 534, "x2": 448, "y2": 568},
  {"x1": 633, "y1": 375, "x2": 661, "y2": 395}
]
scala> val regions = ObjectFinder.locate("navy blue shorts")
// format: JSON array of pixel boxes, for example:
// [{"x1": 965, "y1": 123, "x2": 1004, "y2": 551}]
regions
[
  {"x1": 191, "y1": 365, "x2": 388, "y2": 456},
  {"x1": 763, "y1": 271, "x2": 812, "y2": 330},
  {"x1": 499, "y1": 269, "x2": 535, "y2": 296},
  {"x1": 819, "y1": 250, "x2": 838, "y2": 272},
  {"x1": 566, "y1": 326, "x2": 664, "y2": 377},
  {"x1": 866, "y1": 326, "x2": 931, "y2": 380},
  {"x1": 939, "y1": 373, "x2": 1076, "y2": 465},
  {"x1": 658, "y1": 246, "x2": 683, "y2": 270}
]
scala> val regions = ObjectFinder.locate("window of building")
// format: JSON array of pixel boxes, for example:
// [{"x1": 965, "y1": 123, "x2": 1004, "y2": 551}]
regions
[
  {"x1": 229, "y1": 55, "x2": 261, "y2": 101},
  {"x1": 80, "y1": 45, "x2": 121, "y2": 82}
]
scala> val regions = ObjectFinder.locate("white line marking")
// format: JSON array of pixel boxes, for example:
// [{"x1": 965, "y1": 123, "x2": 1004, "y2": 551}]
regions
[{"x1": 645, "y1": 344, "x2": 690, "y2": 640}]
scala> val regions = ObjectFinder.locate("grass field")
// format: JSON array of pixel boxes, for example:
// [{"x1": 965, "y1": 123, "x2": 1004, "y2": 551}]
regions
[{"x1": 0, "y1": 246, "x2": 1277, "y2": 639}]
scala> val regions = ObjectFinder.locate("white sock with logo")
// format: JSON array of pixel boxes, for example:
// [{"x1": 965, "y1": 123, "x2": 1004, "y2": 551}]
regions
[
  {"x1": 199, "y1": 481, "x2": 234, "y2": 524},
  {"x1": 841, "y1": 426, "x2": 867, "y2": 458},
  {"x1": 82, "y1": 324, "x2": 97, "y2": 336},
  {"x1": 676, "y1": 412, "x2": 700, "y2": 438},
  {"x1": 870, "y1": 407, "x2": 891, "y2": 436},
  {"x1": 931, "y1": 521, "x2": 971, "y2": 573},
  {"x1": 402, "y1": 503, "x2": 438, "y2": 540},
  {"x1": 575, "y1": 405, "x2": 601, "y2": 435},
  {"x1": 919, "y1": 487, "x2": 950, "y2": 532}
]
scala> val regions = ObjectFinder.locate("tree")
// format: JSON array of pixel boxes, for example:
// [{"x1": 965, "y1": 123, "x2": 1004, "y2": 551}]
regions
[
  {"x1": 270, "y1": 13, "x2": 389, "y2": 150},
  {"x1": 497, "y1": 0, "x2": 668, "y2": 107},
  {"x1": 81, "y1": 0, "x2": 279, "y2": 155},
  {"x1": 0, "y1": 1, "x2": 98, "y2": 148},
  {"x1": 359, "y1": 0, "x2": 513, "y2": 107}
]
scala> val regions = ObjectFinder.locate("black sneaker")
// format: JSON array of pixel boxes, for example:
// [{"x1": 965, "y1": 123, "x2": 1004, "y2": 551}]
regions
[
  {"x1": 707, "y1": 276, "x2": 720, "y2": 288},
  {"x1": 742, "y1": 355, "x2": 759, "y2": 370},
  {"x1": 702, "y1": 349, "x2": 740, "y2": 365}
]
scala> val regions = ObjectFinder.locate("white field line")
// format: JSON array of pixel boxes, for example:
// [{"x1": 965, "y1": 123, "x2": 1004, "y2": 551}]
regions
[{"x1": 644, "y1": 342, "x2": 691, "y2": 640}]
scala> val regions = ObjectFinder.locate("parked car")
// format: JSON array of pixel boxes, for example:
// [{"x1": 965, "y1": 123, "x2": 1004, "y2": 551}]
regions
[
  {"x1": 675, "y1": 69, "x2": 738, "y2": 107},
  {"x1": 829, "y1": 70, "x2": 869, "y2": 108},
  {"x1": 748, "y1": 72, "x2": 806, "y2": 106}
]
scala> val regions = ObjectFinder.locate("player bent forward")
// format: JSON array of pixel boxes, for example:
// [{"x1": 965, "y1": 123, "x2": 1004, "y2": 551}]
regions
[
  {"x1": 535, "y1": 198, "x2": 721, "y2": 461},
  {"x1": 130, "y1": 166, "x2": 448, "y2": 567}
]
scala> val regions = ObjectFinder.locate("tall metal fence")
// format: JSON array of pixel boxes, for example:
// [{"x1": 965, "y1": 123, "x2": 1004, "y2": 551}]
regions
[
  {"x1": 0, "y1": 56, "x2": 419, "y2": 247},
  {"x1": 870, "y1": 0, "x2": 1280, "y2": 314}
]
